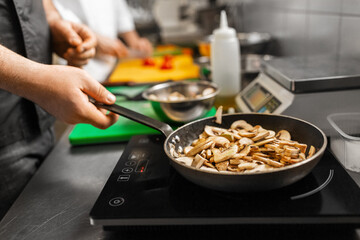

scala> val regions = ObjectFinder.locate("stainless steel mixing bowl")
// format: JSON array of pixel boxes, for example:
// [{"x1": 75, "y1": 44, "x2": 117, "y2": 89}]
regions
[{"x1": 142, "y1": 81, "x2": 219, "y2": 123}]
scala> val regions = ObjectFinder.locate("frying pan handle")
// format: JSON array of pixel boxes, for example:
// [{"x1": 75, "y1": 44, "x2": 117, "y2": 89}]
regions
[{"x1": 89, "y1": 98, "x2": 174, "y2": 137}]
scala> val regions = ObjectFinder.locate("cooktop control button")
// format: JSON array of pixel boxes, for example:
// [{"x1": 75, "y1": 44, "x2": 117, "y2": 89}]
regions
[
  {"x1": 122, "y1": 167, "x2": 133, "y2": 173},
  {"x1": 117, "y1": 175, "x2": 130, "y2": 182},
  {"x1": 125, "y1": 160, "x2": 136, "y2": 166},
  {"x1": 109, "y1": 197, "x2": 125, "y2": 207},
  {"x1": 129, "y1": 150, "x2": 148, "y2": 160}
]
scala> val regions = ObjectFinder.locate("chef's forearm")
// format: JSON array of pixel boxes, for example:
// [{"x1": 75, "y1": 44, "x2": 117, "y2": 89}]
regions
[
  {"x1": 0, "y1": 44, "x2": 43, "y2": 99},
  {"x1": 119, "y1": 31, "x2": 139, "y2": 47}
]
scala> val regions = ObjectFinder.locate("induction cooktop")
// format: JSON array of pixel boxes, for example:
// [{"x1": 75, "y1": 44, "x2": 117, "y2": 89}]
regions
[{"x1": 90, "y1": 135, "x2": 360, "y2": 228}]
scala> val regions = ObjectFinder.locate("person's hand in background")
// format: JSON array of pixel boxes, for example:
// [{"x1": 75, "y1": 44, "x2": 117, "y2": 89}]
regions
[
  {"x1": 121, "y1": 31, "x2": 153, "y2": 57},
  {"x1": 95, "y1": 34, "x2": 129, "y2": 59},
  {"x1": 43, "y1": 0, "x2": 97, "y2": 67},
  {"x1": 51, "y1": 21, "x2": 97, "y2": 67},
  {"x1": 127, "y1": 37, "x2": 153, "y2": 57}
]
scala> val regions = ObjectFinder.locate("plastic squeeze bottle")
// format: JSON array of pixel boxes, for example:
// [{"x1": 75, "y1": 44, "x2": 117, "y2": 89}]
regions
[{"x1": 211, "y1": 10, "x2": 241, "y2": 111}]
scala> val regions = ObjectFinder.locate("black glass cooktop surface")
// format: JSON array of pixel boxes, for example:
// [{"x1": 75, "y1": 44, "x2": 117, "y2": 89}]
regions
[{"x1": 90, "y1": 135, "x2": 360, "y2": 227}]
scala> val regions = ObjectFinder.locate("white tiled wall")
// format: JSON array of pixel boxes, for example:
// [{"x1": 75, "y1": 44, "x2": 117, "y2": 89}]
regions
[{"x1": 241, "y1": 0, "x2": 360, "y2": 57}]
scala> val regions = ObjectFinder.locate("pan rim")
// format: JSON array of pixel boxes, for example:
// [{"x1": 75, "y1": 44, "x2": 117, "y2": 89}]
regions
[{"x1": 164, "y1": 112, "x2": 328, "y2": 176}]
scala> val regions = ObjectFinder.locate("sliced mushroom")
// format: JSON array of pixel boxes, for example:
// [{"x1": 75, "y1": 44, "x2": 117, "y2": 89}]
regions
[
  {"x1": 170, "y1": 147, "x2": 180, "y2": 158},
  {"x1": 230, "y1": 159, "x2": 242, "y2": 165},
  {"x1": 277, "y1": 140, "x2": 297, "y2": 147},
  {"x1": 215, "y1": 106, "x2": 223, "y2": 124},
  {"x1": 308, "y1": 145, "x2": 316, "y2": 158},
  {"x1": 237, "y1": 129, "x2": 257, "y2": 138},
  {"x1": 227, "y1": 129, "x2": 242, "y2": 140},
  {"x1": 215, "y1": 160, "x2": 229, "y2": 171},
  {"x1": 186, "y1": 138, "x2": 214, "y2": 156},
  {"x1": 175, "y1": 157, "x2": 193, "y2": 166},
  {"x1": 299, "y1": 152, "x2": 306, "y2": 160},
  {"x1": 212, "y1": 136, "x2": 230, "y2": 147},
  {"x1": 252, "y1": 138, "x2": 276, "y2": 147},
  {"x1": 246, "y1": 164, "x2": 273, "y2": 173},
  {"x1": 184, "y1": 146, "x2": 193, "y2": 155},
  {"x1": 264, "y1": 143, "x2": 283, "y2": 154},
  {"x1": 235, "y1": 145, "x2": 252, "y2": 158},
  {"x1": 191, "y1": 137, "x2": 204, "y2": 146},
  {"x1": 281, "y1": 156, "x2": 303, "y2": 164},
  {"x1": 253, "y1": 155, "x2": 284, "y2": 168},
  {"x1": 213, "y1": 145, "x2": 239, "y2": 163},
  {"x1": 253, "y1": 125, "x2": 266, "y2": 133},
  {"x1": 204, "y1": 125, "x2": 225, "y2": 136},
  {"x1": 295, "y1": 143, "x2": 307, "y2": 154},
  {"x1": 265, "y1": 130, "x2": 276, "y2": 139},
  {"x1": 284, "y1": 146, "x2": 301, "y2": 158},
  {"x1": 242, "y1": 156, "x2": 254, "y2": 162},
  {"x1": 227, "y1": 165, "x2": 239, "y2": 172},
  {"x1": 230, "y1": 120, "x2": 254, "y2": 131},
  {"x1": 252, "y1": 152, "x2": 270, "y2": 158},
  {"x1": 205, "y1": 149, "x2": 213, "y2": 159},
  {"x1": 169, "y1": 143, "x2": 180, "y2": 158},
  {"x1": 238, "y1": 162, "x2": 257, "y2": 171},
  {"x1": 220, "y1": 133, "x2": 235, "y2": 142},
  {"x1": 238, "y1": 137, "x2": 254, "y2": 146},
  {"x1": 192, "y1": 154, "x2": 207, "y2": 169},
  {"x1": 252, "y1": 130, "x2": 270, "y2": 142},
  {"x1": 203, "y1": 161, "x2": 216, "y2": 169},
  {"x1": 276, "y1": 130, "x2": 291, "y2": 141}
]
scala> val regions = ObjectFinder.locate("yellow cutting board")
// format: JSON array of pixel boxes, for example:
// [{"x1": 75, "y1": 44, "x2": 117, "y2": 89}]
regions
[{"x1": 108, "y1": 54, "x2": 199, "y2": 84}]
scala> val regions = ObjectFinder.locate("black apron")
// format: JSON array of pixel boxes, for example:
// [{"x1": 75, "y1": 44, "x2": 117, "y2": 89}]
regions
[{"x1": 0, "y1": 0, "x2": 55, "y2": 219}]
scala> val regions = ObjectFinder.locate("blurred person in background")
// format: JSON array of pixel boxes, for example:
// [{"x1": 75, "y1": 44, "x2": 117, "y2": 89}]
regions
[
  {"x1": 53, "y1": 0, "x2": 154, "y2": 82},
  {"x1": 0, "y1": 0, "x2": 118, "y2": 220}
]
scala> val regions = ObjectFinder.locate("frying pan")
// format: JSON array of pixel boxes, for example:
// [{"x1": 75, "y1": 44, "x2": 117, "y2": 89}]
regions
[{"x1": 91, "y1": 100, "x2": 327, "y2": 192}]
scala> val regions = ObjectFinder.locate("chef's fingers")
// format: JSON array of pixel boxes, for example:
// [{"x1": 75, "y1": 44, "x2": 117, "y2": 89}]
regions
[
  {"x1": 80, "y1": 79, "x2": 118, "y2": 129},
  {"x1": 58, "y1": 21, "x2": 82, "y2": 47},
  {"x1": 82, "y1": 78, "x2": 116, "y2": 105},
  {"x1": 65, "y1": 47, "x2": 96, "y2": 60},
  {"x1": 68, "y1": 59, "x2": 89, "y2": 68},
  {"x1": 70, "y1": 22, "x2": 97, "y2": 53},
  {"x1": 113, "y1": 40, "x2": 129, "y2": 58},
  {"x1": 85, "y1": 106, "x2": 119, "y2": 129},
  {"x1": 65, "y1": 48, "x2": 96, "y2": 67},
  {"x1": 138, "y1": 38, "x2": 153, "y2": 56}
]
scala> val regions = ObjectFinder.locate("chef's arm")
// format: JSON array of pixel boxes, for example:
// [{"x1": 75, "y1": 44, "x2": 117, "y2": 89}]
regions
[
  {"x1": 42, "y1": 0, "x2": 97, "y2": 67},
  {"x1": 0, "y1": 44, "x2": 118, "y2": 129}
]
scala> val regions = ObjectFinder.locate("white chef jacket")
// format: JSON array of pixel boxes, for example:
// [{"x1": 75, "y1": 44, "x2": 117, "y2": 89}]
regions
[{"x1": 53, "y1": 0, "x2": 135, "y2": 82}]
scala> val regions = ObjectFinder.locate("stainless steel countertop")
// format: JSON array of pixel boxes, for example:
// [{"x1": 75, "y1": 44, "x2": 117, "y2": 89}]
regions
[{"x1": 1, "y1": 127, "x2": 360, "y2": 240}]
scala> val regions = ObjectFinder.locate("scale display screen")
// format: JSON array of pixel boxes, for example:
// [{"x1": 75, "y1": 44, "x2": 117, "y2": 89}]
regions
[{"x1": 242, "y1": 83, "x2": 281, "y2": 113}]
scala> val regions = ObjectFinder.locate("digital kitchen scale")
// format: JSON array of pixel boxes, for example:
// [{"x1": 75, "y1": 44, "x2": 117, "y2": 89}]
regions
[
  {"x1": 236, "y1": 55, "x2": 360, "y2": 135},
  {"x1": 90, "y1": 134, "x2": 360, "y2": 229}
]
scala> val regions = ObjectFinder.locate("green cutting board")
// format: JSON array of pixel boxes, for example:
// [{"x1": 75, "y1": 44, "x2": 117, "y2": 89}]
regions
[{"x1": 69, "y1": 85, "x2": 216, "y2": 145}]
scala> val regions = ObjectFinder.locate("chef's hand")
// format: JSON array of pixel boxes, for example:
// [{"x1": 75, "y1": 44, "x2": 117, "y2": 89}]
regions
[
  {"x1": 121, "y1": 31, "x2": 153, "y2": 57},
  {"x1": 96, "y1": 34, "x2": 129, "y2": 58},
  {"x1": 0, "y1": 43, "x2": 117, "y2": 129},
  {"x1": 50, "y1": 20, "x2": 97, "y2": 67},
  {"x1": 43, "y1": 0, "x2": 96, "y2": 67},
  {"x1": 128, "y1": 37, "x2": 153, "y2": 57},
  {"x1": 34, "y1": 64, "x2": 119, "y2": 129}
]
